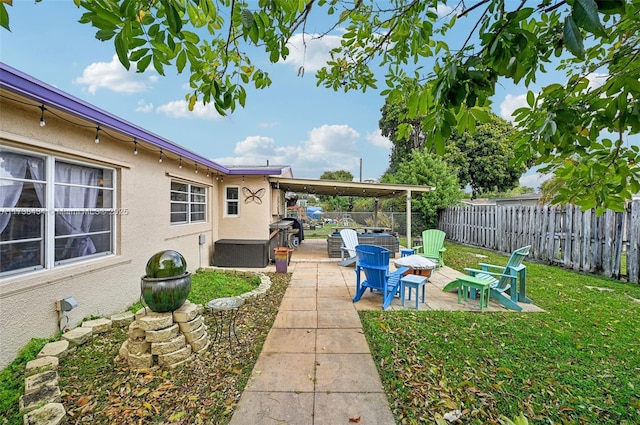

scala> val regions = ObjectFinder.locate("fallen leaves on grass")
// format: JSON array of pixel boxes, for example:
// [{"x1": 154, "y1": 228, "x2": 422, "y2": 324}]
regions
[{"x1": 59, "y1": 273, "x2": 289, "y2": 425}]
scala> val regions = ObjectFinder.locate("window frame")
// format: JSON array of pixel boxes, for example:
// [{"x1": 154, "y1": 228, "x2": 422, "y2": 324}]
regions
[
  {"x1": 170, "y1": 179, "x2": 207, "y2": 225},
  {"x1": 0, "y1": 147, "x2": 116, "y2": 277},
  {"x1": 224, "y1": 185, "x2": 240, "y2": 217}
]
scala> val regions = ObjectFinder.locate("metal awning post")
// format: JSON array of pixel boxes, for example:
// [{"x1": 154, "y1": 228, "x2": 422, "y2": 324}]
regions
[
  {"x1": 406, "y1": 190, "x2": 412, "y2": 248},
  {"x1": 374, "y1": 197, "x2": 378, "y2": 227}
]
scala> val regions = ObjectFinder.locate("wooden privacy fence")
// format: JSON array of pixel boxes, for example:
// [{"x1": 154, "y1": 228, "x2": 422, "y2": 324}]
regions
[{"x1": 438, "y1": 200, "x2": 640, "y2": 283}]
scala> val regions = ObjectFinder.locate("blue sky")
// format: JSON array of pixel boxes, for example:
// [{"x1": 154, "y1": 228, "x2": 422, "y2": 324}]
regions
[{"x1": 2, "y1": 1, "x2": 560, "y2": 187}]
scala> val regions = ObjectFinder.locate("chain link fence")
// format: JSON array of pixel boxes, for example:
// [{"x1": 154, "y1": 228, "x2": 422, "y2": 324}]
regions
[{"x1": 320, "y1": 211, "x2": 427, "y2": 238}]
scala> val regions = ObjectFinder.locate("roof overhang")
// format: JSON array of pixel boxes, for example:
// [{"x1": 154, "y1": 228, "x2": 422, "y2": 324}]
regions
[
  {"x1": 269, "y1": 177, "x2": 435, "y2": 199},
  {"x1": 0, "y1": 62, "x2": 290, "y2": 177}
]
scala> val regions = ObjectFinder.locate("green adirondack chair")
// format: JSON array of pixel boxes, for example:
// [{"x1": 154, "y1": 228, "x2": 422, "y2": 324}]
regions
[
  {"x1": 413, "y1": 229, "x2": 446, "y2": 269},
  {"x1": 443, "y1": 245, "x2": 531, "y2": 311}
]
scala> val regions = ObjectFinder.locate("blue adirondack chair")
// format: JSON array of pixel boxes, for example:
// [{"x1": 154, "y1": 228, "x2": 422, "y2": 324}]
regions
[
  {"x1": 443, "y1": 245, "x2": 531, "y2": 311},
  {"x1": 414, "y1": 229, "x2": 446, "y2": 269},
  {"x1": 352, "y1": 244, "x2": 409, "y2": 310}
]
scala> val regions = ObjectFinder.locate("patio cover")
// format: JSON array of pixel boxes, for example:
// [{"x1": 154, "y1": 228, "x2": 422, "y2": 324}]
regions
[{"x1": 269, "y1": 177, "x2": 435, "y2": 248}]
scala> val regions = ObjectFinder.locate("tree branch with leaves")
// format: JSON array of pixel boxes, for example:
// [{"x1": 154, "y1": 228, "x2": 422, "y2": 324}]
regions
[{"x1": 1, "y1": 0, "x2": 637, "y2": 212}]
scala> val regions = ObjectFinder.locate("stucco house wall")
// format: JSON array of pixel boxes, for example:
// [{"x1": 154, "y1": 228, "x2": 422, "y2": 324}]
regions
[
  {"x1": 0, "y1": 64, "x2": 291, "y2": 368},
  {"x1": 0, "y1": 98, "x2": 217, "y2": 368},
  {"x1": 217, "y1": 176, "x2": 271, "y2": 240}
]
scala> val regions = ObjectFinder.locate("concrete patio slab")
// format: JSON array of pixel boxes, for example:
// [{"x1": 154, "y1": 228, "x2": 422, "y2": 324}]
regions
[
  {"x1": 228, "y1": 238, "x2": 545, "y2": 424},
  {"x1": 317, "y1": 309, "x2": 361, "y2": 329},
  {"x1": 284, "y1": 287, "x2": 317, "y2": 298},
  {"x1": 314, "y1": 392, "x2": 396, "y2": 425},
  {"x1": 315, "y1": 353, "x2": 386, "y2": 393},
  {"x1": 244, "y1": 352, "x2": 316, "y2": 392},
  {"x1": 288, "y1": 277, "x2": 317, "y2": 287},
  {"x1": 316, "y1": 296, "x2": 355, "y2": 310},
  {"x1": 272, "y1": 310, "x2": 318, "y2": 328},
  {"x1": 316, "y1": 285, "x2": 351, "y2": 298},
  {"x1": 316, "y1": 328, "x2": 370, "y2": 353},
  {"x1": 279, "y1": 296, "x2": 317, "y2": 311},
  {"x1": 262, "y1": 328, "x2": 316, "y2": 353},
  {"x1": 229, "y1": 392, "x2": 314, "y2": 425}
]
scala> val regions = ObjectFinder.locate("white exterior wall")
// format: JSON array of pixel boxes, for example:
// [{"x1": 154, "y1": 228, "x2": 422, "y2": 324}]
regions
[{"x1": 0, "y1": 98, "x2": 222, "y2": 368}]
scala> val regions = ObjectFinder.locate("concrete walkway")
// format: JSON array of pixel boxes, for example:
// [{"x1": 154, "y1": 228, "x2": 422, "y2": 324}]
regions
[
  {"x1": 228, "y1": 239, "x2": 544, "y2": 424},
  {"x1": 229, "y1": 261, "x2": 395, "y2": 424}
]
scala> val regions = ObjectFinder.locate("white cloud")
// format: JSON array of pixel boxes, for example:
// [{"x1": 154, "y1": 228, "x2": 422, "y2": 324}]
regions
[
  {"x1": 215, "y1": 136, "x2": 295, "y2": 167},
  {"x1": 500, "y1": 93, "x2": 528, "y2": 122},
  {"x1": 366, "y1": 129, "x2": 393, "y2": 149},
  {"x1": 74, "y1": 55, "x2": 157, "y2": 94},
  {"x1": 258, "y1": 121, "x2": 279, "y2": 129},
  {"x1": 586, "y1": 72, "x2": 608, "y2": 90},
  {"x1": 431, "y1": 4, "x2": 454, "y2": 17},
  {"x1": 501, "y1": 72, "x2": 609, "y2": 123},
  {"x1": 135, "y1": 99, "x2": 154, "y2": 113},
  {"x1": 234, "y1": 136, "x2": 289, "y2": 157},
  {"x1": 214, "y1": 124, "x2": 362, "y2": 178},
  {"x1": 156, "y1": 99, "x2": 224, "y2": 120},
  {"x1": 284, "y1": 33, "x2": 342, "y2": 73},
  {"x1": 519, "y1": 170, "x2": 553, "y2": 190}
]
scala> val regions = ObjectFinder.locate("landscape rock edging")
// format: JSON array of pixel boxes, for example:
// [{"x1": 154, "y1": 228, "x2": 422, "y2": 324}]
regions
[{"x1": 19, "y1": 270, "x2": 271, "y2": 425}]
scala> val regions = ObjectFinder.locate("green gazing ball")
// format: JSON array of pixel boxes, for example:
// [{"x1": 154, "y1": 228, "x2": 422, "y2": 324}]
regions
[{"x1": 145, "y1": 250, "x2": 188, "y2": 278}]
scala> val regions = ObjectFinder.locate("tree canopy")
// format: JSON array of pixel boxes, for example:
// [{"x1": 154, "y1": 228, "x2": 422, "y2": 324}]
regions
[
  {"x1": 2, "y1": 0, "x2": 637, "y2": 212},
  {"x1": 317, "y1": 169, "x2": 354, "y2": 211},
  {"x1": 444, "y1": 117, "x2": 526, "y2": 198},
  {"x1": 380, "y1": 91, "x2": 526, "y2": 198},
  {"x1": 382, "y1": 149, "x2": 462, "y2": 229},
  {"x1": 319, "y1": 170, "x2": 354, "y2": 182}
]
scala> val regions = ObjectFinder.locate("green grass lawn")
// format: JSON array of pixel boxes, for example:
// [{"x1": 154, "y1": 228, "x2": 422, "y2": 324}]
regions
[
  {"x1": 0, "y1": 269, "x2": 264, "y2": 425},
  {"x1": 303, "y1": 222, "x2": 341, "y2": 239},
  {"x1": 3, "y1": 247, "x2": 639, "y2": 424},
  {"x1": 361, "y1": 242, "x2": 640, "y2": 424}
]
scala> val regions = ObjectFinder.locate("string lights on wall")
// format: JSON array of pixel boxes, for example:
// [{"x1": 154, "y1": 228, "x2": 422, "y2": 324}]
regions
[
  {"x1": 39, "y1": 104, "x2": 46, "y2": 127},
  {"x1": 0, "y1": 93, "x2": 276, "y2": 184}
]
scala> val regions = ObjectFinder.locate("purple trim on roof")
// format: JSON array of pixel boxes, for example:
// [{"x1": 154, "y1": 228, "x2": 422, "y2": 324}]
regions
[{"x1": 0, "y1": 62, "x2": 289, "y2": 176}]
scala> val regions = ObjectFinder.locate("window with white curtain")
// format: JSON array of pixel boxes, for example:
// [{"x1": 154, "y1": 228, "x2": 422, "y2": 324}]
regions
[
  {"x1": 170, "y1": 180, "x2": 206, "y2": 224},
  {"x1": 225, "y1": 186, "x2": 239, "y2": 217},
  {"x1": 0, "y1": 148, "x2": 115, "y2": 276}
]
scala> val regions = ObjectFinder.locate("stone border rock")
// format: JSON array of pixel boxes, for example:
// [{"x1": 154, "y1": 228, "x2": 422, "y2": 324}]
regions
[
  {"x1": 239, "y1": 272, "x2": 272, "y2": 300},
  {"x1": 199, "y1": 268, "x2": 272, "y2": 301},
  {"x1": 19, "y1": 270, "x2": 271, "y2": 425}
]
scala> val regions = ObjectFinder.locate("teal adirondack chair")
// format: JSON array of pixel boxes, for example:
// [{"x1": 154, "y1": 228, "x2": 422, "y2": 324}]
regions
[
  {"x1": 414, "y1": 229, "x2": 446, "y2": 269},
  {"x1": 444, "y1": 245, "x2": 531, "y2": 311},
  {"x1": 352, "y1": 244, "x2": 409, "y2": 310}
]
